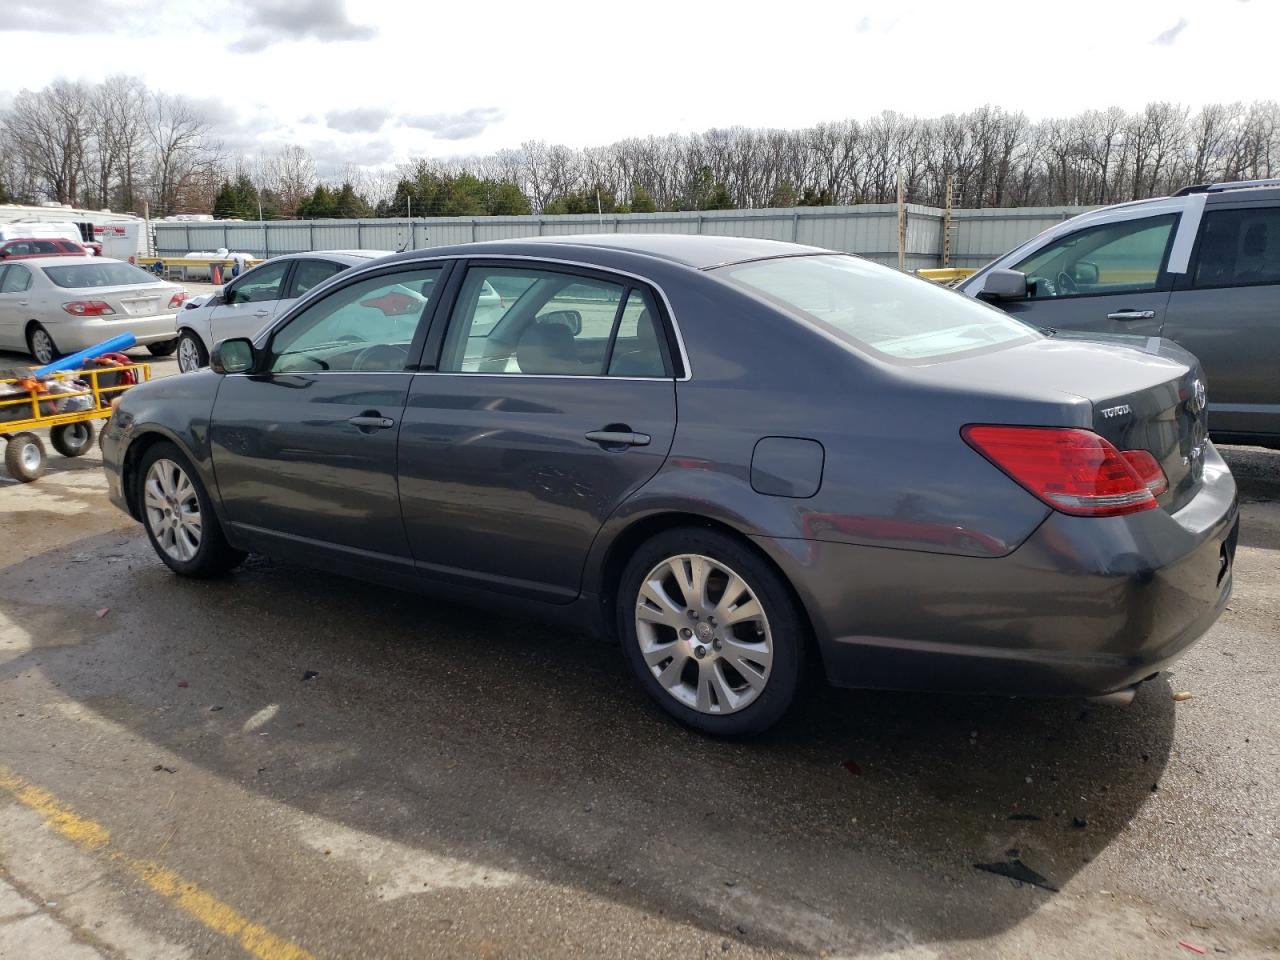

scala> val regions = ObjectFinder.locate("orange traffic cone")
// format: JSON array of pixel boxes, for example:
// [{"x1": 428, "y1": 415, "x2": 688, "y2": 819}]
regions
[{"x1": 211, "y1": 263, "x2": 222, "y2": 285}]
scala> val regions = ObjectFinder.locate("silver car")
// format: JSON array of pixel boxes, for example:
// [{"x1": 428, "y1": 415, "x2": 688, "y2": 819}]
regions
[
  {"x1": 175, "y1": 251, "x2": 392, "y2": 372},
  {"x1": 0, "y1": 256, "x2": 186, "y2": 364}
]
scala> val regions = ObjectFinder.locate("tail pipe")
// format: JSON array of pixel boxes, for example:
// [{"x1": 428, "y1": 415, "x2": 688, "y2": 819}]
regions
[{"x1": 1088, "y1": 685, "x2": 1138, "y2": 707}]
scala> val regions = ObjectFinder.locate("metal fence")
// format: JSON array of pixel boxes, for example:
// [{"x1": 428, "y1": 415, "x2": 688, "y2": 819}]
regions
[{"x1": 153, "y1": 203, "x2": 1094, "y2": 270}]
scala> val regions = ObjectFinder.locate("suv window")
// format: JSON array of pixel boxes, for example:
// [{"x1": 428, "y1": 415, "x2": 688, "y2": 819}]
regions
[
  {"x1": 226, "y1": 259, "x2": 290, "y2": 304},
  {"x1": 1192, "y1": 206, "x2": 1280, "y2": 288},
  {"x1": 0, "y1": 265, "x2": 32, "y2": 293},
  {"x1": 440, "y1": 266, "x2": 669, "y2": 376},
  {"x1": 1014, "y1": 214, "x2": 1178, "y2": 299},
  {"x1": 269, "y1": 267, "x2": 443, "y2": 374},
  {"x1": 287, "y1": 259, "x2": 346, "y2": 299}
]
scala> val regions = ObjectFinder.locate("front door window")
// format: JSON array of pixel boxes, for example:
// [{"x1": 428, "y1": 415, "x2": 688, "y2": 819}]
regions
[{"x1": 1015, "y1": 214, "x2": 1178, "y2": 299}]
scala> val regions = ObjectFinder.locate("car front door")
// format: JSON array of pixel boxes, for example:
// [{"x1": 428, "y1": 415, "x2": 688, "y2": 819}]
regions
[
  {"x1": 210, "y1": 263, "x2": 448, "y2": 572},
  {"x1": 1163, "y1": 201, "x2": 1280, "y2": 440},
  {"x1": 398, "y1": 261, "x2": 679, "y2": 602},
  {"x1": 207, "y1": 258, "x2": 293, "y2": 345},
  {"x1": 997, "y1": 213, "x2": 1180, "y2": 337}
]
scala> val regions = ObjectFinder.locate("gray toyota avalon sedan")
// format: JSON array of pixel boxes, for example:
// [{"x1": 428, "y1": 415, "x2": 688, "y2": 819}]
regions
[{"x1": 101, "y1": 235, "x2": 1238, "y2": 735}]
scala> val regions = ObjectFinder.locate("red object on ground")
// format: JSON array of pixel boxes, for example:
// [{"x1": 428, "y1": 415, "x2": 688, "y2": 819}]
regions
[
  {"x1": 211, "y1": 263, "x2": 222, "y2": 285},
  {"x1": 1177, "y1": 940, "x2": 1207, "y2": 955}
]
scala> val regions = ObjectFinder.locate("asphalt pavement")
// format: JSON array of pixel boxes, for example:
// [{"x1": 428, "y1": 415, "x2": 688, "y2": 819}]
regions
[{"x1": 0, "y1": 351, "x2": 1276, "y2": 958}]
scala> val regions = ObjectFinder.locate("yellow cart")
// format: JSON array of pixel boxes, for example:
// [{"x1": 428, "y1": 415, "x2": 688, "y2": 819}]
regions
[{"x1": 0, "y1": 363, "x2": 152, "y2": 482}]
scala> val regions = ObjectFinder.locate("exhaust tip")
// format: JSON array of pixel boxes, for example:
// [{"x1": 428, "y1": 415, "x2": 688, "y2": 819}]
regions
[{"x1": 1088, "y1": 685, "x2": 1138, "y2": 707}]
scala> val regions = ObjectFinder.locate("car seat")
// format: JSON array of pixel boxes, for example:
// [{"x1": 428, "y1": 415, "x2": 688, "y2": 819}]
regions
[
  {"x1": 608, "y1": 310, "x2": 664, "y2": 376},
  {"x1": 516, "y1": 322, "x2": 581, "y2": 374}
]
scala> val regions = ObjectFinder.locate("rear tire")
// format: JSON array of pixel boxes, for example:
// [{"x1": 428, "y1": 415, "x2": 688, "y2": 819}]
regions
[
  {"x1": 617, "y1": 527, "x2": 805, "y2": 736},
  {"x1": 4, "y1": 433, "x2": 47, "y2": 482},
  {"x1": 147, "y1": 339, "x2": 178, "y2": 357},
  {"x1": 27, "y1": 324, "x2": 58, "y2": 365},
  {"x1": 136, "y1": 441, "x2": 245, "y2": 578},
  {"x1": 51, "y1": 421, "x2": 95, "y2": 458},
  {"x1": 176, "y1": 331, "x2": 209, "y2": 372}
]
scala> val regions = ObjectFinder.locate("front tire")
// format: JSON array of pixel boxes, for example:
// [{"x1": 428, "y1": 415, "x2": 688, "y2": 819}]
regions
[
  {"x1": 176, "y1": 331, "x2": 209, "y2": 372},
  {"x1": 618, "y1": 527, "x2": 805, "y2": 735},
  {"x1": 27, "y1": 324, "x2": 58, "y2": 365},
  {"x1": 147, "y1": 339, "x2": 178, "y2": 357},
  {"x1": 137, "y1": 442, "x2": 245, "y2": 578}
]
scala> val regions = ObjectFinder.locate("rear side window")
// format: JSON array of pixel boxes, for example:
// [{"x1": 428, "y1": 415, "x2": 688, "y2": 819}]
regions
[
  {"x1": 1192, "y1": 207, "x2": 1280, "y2": 288},
  {"x1": 1013, "y1": 214, "x2": 1178, "y2": 299},
  {"x1": 43, "y1": 262, "x2": 160, "y2": 288},
  {"x1": 287, "y1": 259, "x2": 346, "y2": 298},
  {"x1": 0, "y1": 265, "x2": 32, "y2": 293},
  {"x1": 438, "y1": 266, "x2": 671, "y2": 377},
  {"x1": 718, "y1": 254, "x2": 1036, "y2": 363},
  {"x1": 33, "y1": 240, "x2": 61, "y2": 254}
]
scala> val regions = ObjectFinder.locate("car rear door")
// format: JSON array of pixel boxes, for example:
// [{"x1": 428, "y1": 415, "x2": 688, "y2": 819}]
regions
[
  {"x1": 277, "y1": 257, "x2": 347, "y2": 315},
  {"x1": 210, "y1": 262, "x2": 449, "y2": 573},
  {"x1": 996, "y1": 213, "x2": 1179, "y2": 337},
  {"x1": 0, "y1": 265, "x2": 33, "y2": 351},
  {"x1": 1163, "y1": 200, "x2": 1280, "y2": 440},
  {"x1": 207, "y1": 258, "x2": 293, "y2": 345},
  {"x1": 397, "y1": 260, "x2": 679, "y2": 602}
]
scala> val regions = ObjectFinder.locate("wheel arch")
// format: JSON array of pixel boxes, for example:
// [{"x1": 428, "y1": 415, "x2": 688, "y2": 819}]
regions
[
  {"x1": 594, "y1": 510, "x2": 826, "y2": 672},
  {"x1": 120, "y1": 428, "x2": 195, "y2": 521}
]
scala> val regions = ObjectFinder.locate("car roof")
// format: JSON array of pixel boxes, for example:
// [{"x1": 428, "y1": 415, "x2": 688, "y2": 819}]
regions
[
  {"x1": 269, "y1": 249, "x2": 393, "y2": 264},
  {"x1": 378, "y1": 234, "x2": 831, "y2": 271}
]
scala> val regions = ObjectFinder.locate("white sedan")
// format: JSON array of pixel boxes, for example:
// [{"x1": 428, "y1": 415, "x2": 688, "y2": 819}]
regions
[{"x1": 0, "y1": 256, "x2": 186, "y2": 364}]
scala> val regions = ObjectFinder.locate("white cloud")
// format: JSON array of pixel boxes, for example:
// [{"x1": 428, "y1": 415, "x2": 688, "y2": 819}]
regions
[
  {"x1": 1153, "y1": 17, "x2": 1189, "y2": 45},
  {"x1": 398, "y1": 108, "x2": 504, "y2": 141},
  {"x1": 228, "y1": 0, "x2": 376, "y2": 53}
]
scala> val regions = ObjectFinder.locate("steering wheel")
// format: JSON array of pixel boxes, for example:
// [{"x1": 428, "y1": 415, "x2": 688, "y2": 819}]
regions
[
  {"x1": 1055, "y1": 271, "x2": 1078, "y2": 296},
  {"x1": 351, "y1": 343, "x2": 409, "y2": 371}
]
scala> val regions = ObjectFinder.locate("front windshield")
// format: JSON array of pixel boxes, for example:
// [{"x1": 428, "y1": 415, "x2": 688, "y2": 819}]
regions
[{"x1": 718, "y1": 254, "x2": 1039, "y2": 362}]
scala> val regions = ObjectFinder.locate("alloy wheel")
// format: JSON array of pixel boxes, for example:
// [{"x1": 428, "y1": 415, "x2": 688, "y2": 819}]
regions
[
  {"x1": 634, "y1": 553, "x2": 773, "y2": 715},
  {"x1": 178, "y1": 336, "x2": 202, "y2": 372},
  {"x1": 30, "y1": 328, "x2": 54, "y2": 364},
  {"x1": 144, "y1": 458, "x2": 203, "y2": 562}
]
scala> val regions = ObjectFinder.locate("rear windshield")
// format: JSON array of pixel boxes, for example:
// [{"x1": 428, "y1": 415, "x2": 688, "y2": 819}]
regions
[
  {"x1": 43, "y1": 262, "x2": 162, "y2": 289},
  {"x1": 717, "y1": 254, "x2": 1039, "y2": 362}
]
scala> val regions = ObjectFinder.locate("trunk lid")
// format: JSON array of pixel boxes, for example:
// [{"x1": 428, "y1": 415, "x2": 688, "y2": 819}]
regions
[
  {"x1": 1070, "y1": 333, "x2": 1209, "y2": 513},
  {"x1": 84, "y1": 283, "x2": 179, "y2": 318},
  {"x1": 903, "y1": 331, "x2": 1210, "y2": 513}
]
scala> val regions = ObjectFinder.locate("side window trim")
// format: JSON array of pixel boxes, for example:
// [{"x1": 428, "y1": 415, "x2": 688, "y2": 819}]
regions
[{"x1": 426, "y1": 258, "x2": 678, "y2": 379}]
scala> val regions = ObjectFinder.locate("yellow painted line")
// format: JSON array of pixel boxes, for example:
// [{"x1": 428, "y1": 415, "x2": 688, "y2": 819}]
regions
[{"x1": 0, "y1": 766, "x2": 315, "y2": 960}]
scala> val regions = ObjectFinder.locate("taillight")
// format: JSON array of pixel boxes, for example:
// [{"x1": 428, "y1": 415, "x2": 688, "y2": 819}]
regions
[
  {"x1": 62, "y1": 300, "x2": 115, "y2": 317},
  {"x1": 962, "y1": 425, "x2": 1159, "y2": 517},
  {"x1": 168, "y1": 291, "x2": 189, "y2": 309},
  {"x1": 1121, "y1": 449, "x2": 1169, "y2": 496}
]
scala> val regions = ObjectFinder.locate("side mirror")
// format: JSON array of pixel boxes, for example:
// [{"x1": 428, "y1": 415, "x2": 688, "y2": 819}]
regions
[
  {"x1": 978, "y1": 268, "x2": 1028, "y2": 302},
  {"x1": 210, "y1": 338, "x2": 256, "y2": 375},
  {"x1": 539, "y1": 309, "x2": 583, "y2": 336}
]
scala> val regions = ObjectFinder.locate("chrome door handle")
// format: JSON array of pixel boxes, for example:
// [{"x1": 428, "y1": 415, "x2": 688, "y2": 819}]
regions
[
  {"x1": 585, "y1": 430, "x2": 651, "y2": 447},
  {"x1": 1107, "y1": 309, "x2": 1156, "y2": 321},
  {"x1": 348, "y1": 414, "x2": 395, "y2": 431},
  {"x1": 253, "y1": 309, "x2": 269, "y2": 318}
]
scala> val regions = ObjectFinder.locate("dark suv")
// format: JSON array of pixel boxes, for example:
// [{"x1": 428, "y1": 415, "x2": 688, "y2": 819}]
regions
[{"x1": 959, "y1": 179, "x2": 1280, "y2": 448}]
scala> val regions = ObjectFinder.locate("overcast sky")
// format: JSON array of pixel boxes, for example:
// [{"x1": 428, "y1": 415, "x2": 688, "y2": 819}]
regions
[{"x1": 2, "y1": 0, "x2": 1275, "y2": 173}]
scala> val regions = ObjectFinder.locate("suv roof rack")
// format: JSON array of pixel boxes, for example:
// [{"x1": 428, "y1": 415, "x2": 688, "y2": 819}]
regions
[{"x1": 1173, "y1": 177, "x2": 1280, "y2": 196}]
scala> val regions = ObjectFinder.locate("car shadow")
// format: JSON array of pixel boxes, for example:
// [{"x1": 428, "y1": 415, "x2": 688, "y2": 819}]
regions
[{"x1": 4, "y1": 531, "x2": 1176, "y2": 955}]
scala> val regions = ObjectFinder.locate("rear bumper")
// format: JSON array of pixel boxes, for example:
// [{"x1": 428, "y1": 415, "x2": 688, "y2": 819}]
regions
[
  {"x1": 51, "y1": 313, "x2": 179, "y2": 352},
  {"x1": 760, "y1": 443, "x2": 1239, "y2": 698}
]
